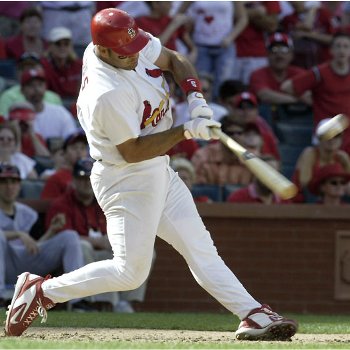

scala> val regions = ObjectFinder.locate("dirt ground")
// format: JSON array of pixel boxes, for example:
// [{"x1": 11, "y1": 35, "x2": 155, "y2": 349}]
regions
[{"x1": 6, "y1": 328, "x2": 350, "y2": 344}]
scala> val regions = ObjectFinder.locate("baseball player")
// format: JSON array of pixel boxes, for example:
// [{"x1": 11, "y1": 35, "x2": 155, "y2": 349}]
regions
[{"x1": 5, "y1": 9, "x2": 297, "y2": 341}]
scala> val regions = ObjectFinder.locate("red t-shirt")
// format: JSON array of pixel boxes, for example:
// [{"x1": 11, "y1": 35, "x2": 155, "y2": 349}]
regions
[
  {"x1": 167, "y1": 139, "x2": 199, "y2": 160},
  {"x1": 41, "y1": 168, "x2": 72, "y2": 199},
  {"x1": 136, "y1": 16, "x2": 184, "y2": 51},
  {"x1": 292, "y1": 62, "x2": 350, "y2": 132},
  {"x1": 41, "y1": 57, "x2": 82, "y2": 98},
  {"x1": 45, "y1": 187, "x2": 106, "y2": 236},
  {"x1": 250, "y1": 65, "x2": 306, "y2": 95},
  {"x1": 236, "y1": 1, "x2": 280, "y2": 57},
  {"x1": 21, "y1": 133, "x2": 47, "y2": 158},
  {"x1": 5, "y1": 34, "x2": 47, "y2": 60}
]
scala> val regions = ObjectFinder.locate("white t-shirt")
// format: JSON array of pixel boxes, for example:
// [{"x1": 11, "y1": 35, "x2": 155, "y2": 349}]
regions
[
  {"x1": 34, "y1": 102, "x2": 78, "y2": 140},
  {"x1": 187, "y1": 1, "x2": 234, "y2": 46},
  {"x1": 10, "y1": 152, "x2": 36, "y2": 179},
  {"x1": 77, "y1": 33, "x2": 173, "y2": 165}
]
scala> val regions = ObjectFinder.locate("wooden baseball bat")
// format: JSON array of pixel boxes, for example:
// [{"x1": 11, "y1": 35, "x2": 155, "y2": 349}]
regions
[
  {"x1": 212, "y1": 128, "x2": 298, "y2": 200},
  {"x1": 316, "y1": 114, "x2": 349, "y2": 141}
]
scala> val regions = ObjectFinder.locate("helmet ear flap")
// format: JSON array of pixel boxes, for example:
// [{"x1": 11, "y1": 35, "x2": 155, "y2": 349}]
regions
[{"x1": 91, "y1": 8, "x2": 149, "y2": 56}]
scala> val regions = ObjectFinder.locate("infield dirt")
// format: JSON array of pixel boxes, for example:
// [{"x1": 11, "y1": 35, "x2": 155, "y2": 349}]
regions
[{"x1": 3, "y1": 328, "x2": 350, "y2": 344}]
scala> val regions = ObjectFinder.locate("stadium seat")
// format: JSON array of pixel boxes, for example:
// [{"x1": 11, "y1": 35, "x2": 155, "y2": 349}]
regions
[
  {"x1": 19, "y1": 179, "x2": 45, "y2": 199},
  {"x1": 280, "y1": 164, "x2": 295, "y2": 180},
  {"x1": 222, "y1": 184, "x2": 244, "y2": 201},
  {"x1": 0, "y1": 59, "x2": 16, "y2": 80},
  {"x1": 279, "y1": 144, "x2": 304, "y2": 167},
  {"x1": 276, "y1": 103, "x2": 313, "y2": 126},
  {"x1": 258, "y1": 103, "x2": 274, "y2": 126},
  {"x1": 275, "y1": 122, "x2": 313, "y2": 146},
  {"x1": 191, "y1": 184, "x2": 222, "y2": 202}
]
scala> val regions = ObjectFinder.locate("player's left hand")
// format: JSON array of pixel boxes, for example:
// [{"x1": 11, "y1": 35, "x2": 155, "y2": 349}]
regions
[{"x1": 187, "y1": 92, "x2": 213, "y2": 120}]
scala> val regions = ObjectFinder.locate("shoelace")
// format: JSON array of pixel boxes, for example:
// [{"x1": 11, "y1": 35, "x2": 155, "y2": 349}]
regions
[{"x1": 37, "y1": 299, "x2": 48, "y2": 324}]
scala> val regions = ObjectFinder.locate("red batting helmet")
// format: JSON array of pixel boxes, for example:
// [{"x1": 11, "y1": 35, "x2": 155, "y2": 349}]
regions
[{"x1": 91, "y1": 8, "x2": 149, "y2": 56}]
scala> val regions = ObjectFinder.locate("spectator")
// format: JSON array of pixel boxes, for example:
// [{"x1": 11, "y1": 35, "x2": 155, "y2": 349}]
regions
[
  {"x1": 187, "y1": 1, "x2": 248, "y2": 99},
  {"x1": 5, "y1": 6, "x2": 47, "y2": 60},
  {"x1": 0, "y1": 162, "x2": 85, "y2": 308},
  {"x1": 0, "y1": 2, "x2": 31, "y2": 38},
  {"x1": 136, "y1": 2, "x2": 197, "y2": 63},
  {"x1": 227, "y1": 155, "x2": 289, "y2": 204},
  {"x1": 233, "y1": 1, "x2": 281, "y2": 84},
  {"x1": 308, "y1": 163, "x2": 350, "y2": 205},
  {"x1": 224, "y1": 91, "x2": 280, "y2": 160},
  {"x1": 8, "y1": 101, "x2": 49, "y2": 158},
  {"x1": 40, "y1": 2, "x2": 94, "y2": 46},
  {"x1": 41, "y1": 132, "x2": 88, "y2": 199},
  {"x1": 46, "y1": 158, "x2": 152, "y2": 312},
  {"x1": 39, "y1": 137, "x2": 65, "y2": 180},
  {"x1": 280, "y1": 2, "x2": 334, "y2": 69},
  {"x1": 20, "y1": 67, "x2": 78, "y2": 140},
  {"x1": 250, "y1": 32, "x2": 310, "y2": 105},
  {"x1": 170, "y1": 157, "x2": 211, "y2": 203},
  {"x1": 0, "y1": 53, "x2": 62, "y2": 117},
  {"x1": 0, "y1": 122, "x2": 37, "y2": 179},
  {"x1": 292, "y1": 118, "x2": 350, "y2": 202},
  {"x1": 281, "y1": 32, "x2": 350, "y2": 153},
  {"x1": 191, "y1": 116, "x2": 255, "y2": 186},
  {"x1": 41, "y1": 27, "x2": 82, "y2": 99}
]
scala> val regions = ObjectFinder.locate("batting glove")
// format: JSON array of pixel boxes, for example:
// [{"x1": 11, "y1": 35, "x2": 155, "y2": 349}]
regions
[
  {"x1": 187, "y1": 92, "x2": 213, "y2": 120},
  {"x1": 184, "y1": 118, "x2": 221, "y2": 140}
]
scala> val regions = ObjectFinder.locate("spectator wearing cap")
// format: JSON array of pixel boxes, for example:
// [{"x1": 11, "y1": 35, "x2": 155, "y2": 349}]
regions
[
  {"x1": 227, "y1": 155, "x2": 290, "y2": 204},
  {"x1": 0, "y1": 162, "x2": 84, "y2": 307},
  {"x1": 292, "y1": 118, "x2": 350, "y2": 203},
  {"x1": 5, "y1": 6, "x2": 48, "y2": 60},
  {"x1": 281, "y1": 32, "x2": 350, "y2": 153},
  {"x1": 280, "y1": 2, "x2": 334, "y2": 69},
  {"x1": 191, "y1": 116, "x2": 255, "y2": 186},
  {"x1": 250, "y1": 32, "x2": 310, "y2": 106},
  {"x1": 8, "y1": 101, "x2": 49, "y2": 158},
  {"x1": 233, "y1": 1, "x2": 281, "y2": 85},
  {"x1": 41, "y1": 132, "x2": 89, "y2": 199},
  {"x1": 308, "y1": 163, "x2": 350, "y2": 205},
  {"x1": 20, "y1": 66, "x2": 78, "y2": 140},
  {"x1": 224, "y1": 91, "x2": 280, "y2": 160},
  {"x1": 40, "y1": 1, "x2": 94, "y2": 46},
  {"x1": 41, "y1": 26, "x2": 82, "y2": 99},
  {"x1": 0, "y1": 122, "x2": 37, "y2": 179},
  {"x1": 0, "y1": 53, "x2": 62, "y2": 117},
  {"x1": 46, "y1": 158, "x2": 153, "y2": 312},
  {"x1": 39, "y1": 137, "x2": 65, "y2": 180}
]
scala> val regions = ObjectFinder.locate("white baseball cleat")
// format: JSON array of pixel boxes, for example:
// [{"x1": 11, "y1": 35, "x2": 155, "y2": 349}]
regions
[
  {"x1": 235, "y1": 304, "x2": 297, "y2": 341},
  {"x1": 4, "y1": 272, "x2": 55, "y2": 337}
]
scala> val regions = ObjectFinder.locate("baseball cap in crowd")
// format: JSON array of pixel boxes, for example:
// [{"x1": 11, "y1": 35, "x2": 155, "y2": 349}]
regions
[
  {"x1": 73, "y1": 158, "x2": 94, "y2": 177},
  {"x1": 0, "y1": 163, "x2": 21, "y2": 180},
  {"x1": 308, "y1": 163, "x2": 350, "y2": 195},
  {"x1": 8, "y1": 102, "x2": 35, "y2": 122},
  {"x1": 266, "y1": 32, "x2": 293, "y2": 49},
  {"x1": 233, "y1": 92, "x2": 258, "y2": 108},
  {"x1": 63, "y1": 131, "x2": 88, "y2": 150},
  {"x1": 21, "y1": 67, "x2": 46, "y2": 86},
  {"x1": 17, "y1": 52, "x2": 40, "y2": 66},
  {"x1": 48, "y1": 26, "x2": 72, "y2": 42}
]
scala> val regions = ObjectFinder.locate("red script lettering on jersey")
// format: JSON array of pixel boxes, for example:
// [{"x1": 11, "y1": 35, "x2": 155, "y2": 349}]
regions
[{"x1": 140, "y1": 99, "x2": 169, "y2": 129}]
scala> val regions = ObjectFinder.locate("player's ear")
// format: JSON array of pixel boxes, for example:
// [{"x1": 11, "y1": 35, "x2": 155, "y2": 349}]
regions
[{"x1": 95, "y1": 45, "x2": 110, "y2": 59}]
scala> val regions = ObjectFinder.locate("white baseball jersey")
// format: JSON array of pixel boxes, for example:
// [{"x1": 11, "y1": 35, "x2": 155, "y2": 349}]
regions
[{"x1": 76, "y1": 33, "x2": 173, "y2": 165}]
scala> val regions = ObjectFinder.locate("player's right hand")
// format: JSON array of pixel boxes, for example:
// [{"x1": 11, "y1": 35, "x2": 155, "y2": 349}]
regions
[{"x1": 184, "y1": 118, "x2": 221, "y2": 140}]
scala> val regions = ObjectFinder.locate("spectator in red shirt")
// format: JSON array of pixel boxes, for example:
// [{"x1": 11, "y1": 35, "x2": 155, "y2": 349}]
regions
[
  {"x1": 40, "y1": 131, "x2": 88, "y2": 199},
  {"x1": 308, "y1": 163, "x2": 350, "y2": 205},
  {"x1": 41, "y1": 27, "x2": 82, "y2": 100},
  {"x1": 8, "y1": 101, "x2": 49, "y2": 158},
  {"x1": 136, "y1": 2, "x2": 197, "y2": 62},
  {"x1": 5, "y1": 7, "x2": 47, "y2": 60},
  {"x1": 250, "y1": 32, "x2": 309, "y2": 105},
  {"x1": 227, "y1": 155, "x2": 288, "y2": 204},
  {"x1": 281, "y1": 32, "x2": 350, "y2": 153},
  {"x1": 224, "y1": 91, "x2": 280, "y2": 160},
  {"x1": 280, "y1": 2, "x2": 334, "y2": 69},
  {"x1": 233, "y1": 1, "x2": 281, "y2": 84}
]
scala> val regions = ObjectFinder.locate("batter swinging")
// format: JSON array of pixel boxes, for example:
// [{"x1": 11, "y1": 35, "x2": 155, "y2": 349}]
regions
[{"x1": 5, "y1": 8, "x2": 297, "y2": 341}]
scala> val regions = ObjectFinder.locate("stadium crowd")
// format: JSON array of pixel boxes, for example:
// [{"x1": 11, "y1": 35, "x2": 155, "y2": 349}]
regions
[{"x1": 0, "y1": 0, "x2": 350, "y2": 311}]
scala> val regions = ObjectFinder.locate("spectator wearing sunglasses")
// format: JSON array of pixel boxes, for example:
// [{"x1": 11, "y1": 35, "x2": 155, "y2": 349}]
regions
[
  {"x1": 308, "y1": 163, "x2": 350, "y2": 205},
  {"x1": 250, "y1": 32, "x2": 310, "y2": 106},
  {"x1": 41, "y1": 27, "x2": 82, "y2": 100}
]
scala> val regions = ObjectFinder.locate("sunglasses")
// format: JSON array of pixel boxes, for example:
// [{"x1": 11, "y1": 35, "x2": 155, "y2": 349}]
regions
[
  {"x1": 269, "y1": 46, "x2": 290, "y2": 54},
  {"x1": 328, "y1": 180, "x2": 347, "y2": 186},
  {"x1": 54, "y1": 39, "x2": 71, "y2": 47},
  {"x1": 0, "y1": 137, "x2": 15, "y2": 142}
]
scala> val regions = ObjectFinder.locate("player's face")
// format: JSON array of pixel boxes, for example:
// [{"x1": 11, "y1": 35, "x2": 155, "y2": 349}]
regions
[{"x1": 108, "y1": 49, "x2": 140, "y2": 70}]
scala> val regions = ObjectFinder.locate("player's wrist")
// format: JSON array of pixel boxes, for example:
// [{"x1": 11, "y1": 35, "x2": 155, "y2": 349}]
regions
[{"x1": 180, "y1": 77, "x2": 202, "y2": 95}]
